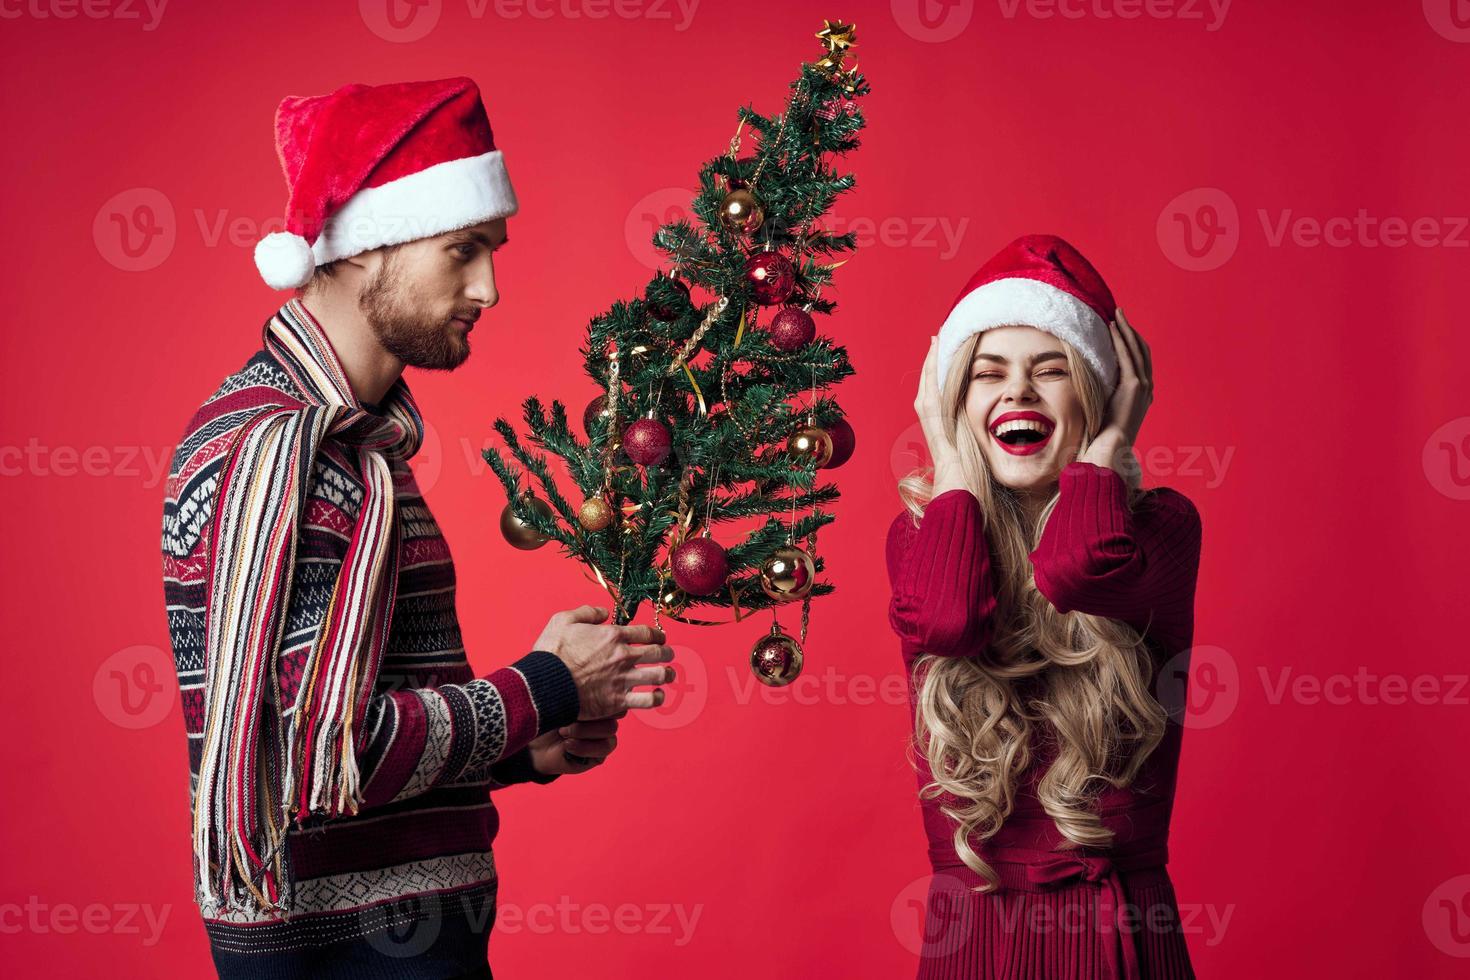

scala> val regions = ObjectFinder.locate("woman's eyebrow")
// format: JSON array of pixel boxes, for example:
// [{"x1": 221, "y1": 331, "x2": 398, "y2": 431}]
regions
[{"x1": 972, "y1": 350, "x2": 1066, "y2": 365}]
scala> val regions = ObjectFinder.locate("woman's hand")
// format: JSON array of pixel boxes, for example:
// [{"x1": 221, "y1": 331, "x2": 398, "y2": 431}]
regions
[
  {"x1": 527, "y1": 713, "x2": 623, "y2": 776},
  {"x1": 1080, "y1": 308, "x2": 1153, "y2": 481},
  {"x1": 917, "y1": 337, "x2": 968, "y2": 496}
]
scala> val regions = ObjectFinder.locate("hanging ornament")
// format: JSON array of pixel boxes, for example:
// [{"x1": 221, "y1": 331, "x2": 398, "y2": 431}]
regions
[
  {"x1": 787, "y1": 424, "x2": 834, "y2": 468},
  {"x1": 767, "y1": 305, "x2": 815, "y2": 352},
  {"x1": 821, "y1": 417, "x2": 857, "y2": 469},
  {"x1": 744, "y1": 250, "x2": 796, "y2": 306},
  {"x1": 749, "y1": 622, "x2": 804, "y2": 687},
  {"x1": 500, "y1": 494, "x2": 553, "y2": 551},
  {"x1": 718, "y1": 188, "x2": 765, "y2": 236},
  {"x1": 656, "y1": 581, "x2": 690, "y2": 617},
  {"x1": 647, "y1": 273, "x2": 691, "y2": 321},
  {"x1": 760, "y1": 544, "x2": 816, "y2": 602},
  {"x1": 578, "y1": 496, "x2": 616, "y2": 532},
  {"x1": 727, "y1": 154, "x2": 760, "y2": 190},
  {"x1": 815, "y1": 95, "x2": 859, "y2": 121},
  {"x1": 671, "y1": 536, "x2": 729, "y2": 596},
  {"x1": 583, "y1": 394, "x2": 612, "y2": 438},
  {"x1": 622, "y1": 418, "x2": 672, "y2": 466},
  {"x1": 621, "y1": 341, "x2": 657, "y2": 375}
]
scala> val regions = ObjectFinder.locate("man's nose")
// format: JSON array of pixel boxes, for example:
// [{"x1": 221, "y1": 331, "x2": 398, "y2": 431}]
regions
[{"x1": 465, "y1": 258, "x2": 499, "y2": 308}]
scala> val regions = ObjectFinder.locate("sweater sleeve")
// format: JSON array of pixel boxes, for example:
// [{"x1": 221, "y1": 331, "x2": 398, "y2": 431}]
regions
[
  {"x1": 1028, "y1": 461, "x2": 1202, "y2": 632},
  {"x1": 487, "y1": 745, "x2": 561, "y2": 789},
  {"x1": 356, "y1": 650, "x2": 578, "y2": 808},
  {"x1": 885, "y1": 488, "x2": 998, "y2": 661}
]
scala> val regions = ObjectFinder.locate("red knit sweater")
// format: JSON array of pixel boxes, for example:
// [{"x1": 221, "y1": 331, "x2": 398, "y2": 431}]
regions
[{"x1": 885, "y1": 461, "x2": 1203, "y2": 979}]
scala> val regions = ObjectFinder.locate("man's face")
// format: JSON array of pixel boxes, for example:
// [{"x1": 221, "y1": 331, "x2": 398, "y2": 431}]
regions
[{"x1": 358, "y1": 218, "x2": 508, "y2": 371}]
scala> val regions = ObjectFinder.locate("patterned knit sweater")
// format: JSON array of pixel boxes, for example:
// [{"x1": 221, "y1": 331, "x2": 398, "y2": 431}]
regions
[{"x1": 161, "y1": 328, "x2": 580, "y2": 979}]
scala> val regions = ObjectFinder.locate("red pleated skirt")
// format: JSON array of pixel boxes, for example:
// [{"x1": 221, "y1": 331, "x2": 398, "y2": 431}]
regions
[{"x1": 914, "y1": 862, "x2": 1196, "y2": 980}]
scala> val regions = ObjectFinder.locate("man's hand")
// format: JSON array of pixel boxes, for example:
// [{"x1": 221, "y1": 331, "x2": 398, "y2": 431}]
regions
[
  {"x1": 527, "y1": 714, "x2": 623, "y2": 776},
  {"x1": 534, "y1": 605, "x2": 676, "y2": 720}
]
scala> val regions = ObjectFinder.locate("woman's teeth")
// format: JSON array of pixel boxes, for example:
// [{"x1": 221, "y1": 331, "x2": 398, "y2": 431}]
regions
[{"x1": 989, "y1": 418, "x2": 1054, "y2": 456}]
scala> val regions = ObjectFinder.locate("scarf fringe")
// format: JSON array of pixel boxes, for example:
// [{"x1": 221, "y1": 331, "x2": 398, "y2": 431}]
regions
[{"x1": 191, "y1": 301, "x2": 419, "y2": 917}]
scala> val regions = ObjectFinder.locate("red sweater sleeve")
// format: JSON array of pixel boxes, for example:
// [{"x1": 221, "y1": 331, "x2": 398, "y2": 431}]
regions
[
  {"x1": 885, "y1": 488, "x2": 998, "y2": 660},
  {"x1": 1029, "y1": 461, "x2": 1202, "y2": 634}
]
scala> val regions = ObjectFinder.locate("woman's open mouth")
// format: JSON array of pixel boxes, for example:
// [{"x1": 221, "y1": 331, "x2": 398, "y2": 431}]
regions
[{"x1": 988, "y1": 411, "x2": 1055, "y2": 457}]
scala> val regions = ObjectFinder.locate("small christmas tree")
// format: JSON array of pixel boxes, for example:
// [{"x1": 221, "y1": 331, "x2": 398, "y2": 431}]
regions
[{"x1": 485, "y1": 19, "x2": 867, "y2": 686}]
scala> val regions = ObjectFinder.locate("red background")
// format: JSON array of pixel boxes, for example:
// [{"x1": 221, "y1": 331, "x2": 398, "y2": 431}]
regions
[{"x1": 3, "y1": 1, "x2": 1469, "y2": 976}]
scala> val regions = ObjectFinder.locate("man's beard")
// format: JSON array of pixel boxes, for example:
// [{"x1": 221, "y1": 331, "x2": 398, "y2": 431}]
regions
[{"x1": 358, "y1": 255, "x2": 470, "y2": 371}]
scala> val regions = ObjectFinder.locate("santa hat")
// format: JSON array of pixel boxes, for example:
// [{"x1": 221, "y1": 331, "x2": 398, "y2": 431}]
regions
[
  {"x1": 253, "y1": 77, "x2": 518, "y2": 290},
  {"x1": 936, "y1": 235, "x2": 1119, "y2": 395}
]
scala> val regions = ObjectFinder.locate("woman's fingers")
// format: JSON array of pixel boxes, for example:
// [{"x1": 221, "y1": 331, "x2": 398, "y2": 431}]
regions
[
  {"x1": 1115, "y1": 308, "x2": 1150, "y2": 388},
  {"x1": 1110, "y1": 317, "x2": 1136, "y2": 383}
]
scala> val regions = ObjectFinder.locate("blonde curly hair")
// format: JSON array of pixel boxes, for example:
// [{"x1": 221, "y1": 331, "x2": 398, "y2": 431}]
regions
[{"x1": 898, "y1": 331, "x2": 1167, "y2": 892}]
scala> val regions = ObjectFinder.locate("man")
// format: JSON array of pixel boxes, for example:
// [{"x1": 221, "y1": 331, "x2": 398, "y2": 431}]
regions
[{"x1": 160, "y1": 77, "x2": 675, "y2": 978}]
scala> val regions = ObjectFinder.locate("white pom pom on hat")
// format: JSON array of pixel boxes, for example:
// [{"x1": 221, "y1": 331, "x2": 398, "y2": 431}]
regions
[
  {"x1": 253, "y1": 77, "x2": 520, "y2": 290},
  {"x1": 254, "y1": 232, "x2": 316, "y2": 290}
]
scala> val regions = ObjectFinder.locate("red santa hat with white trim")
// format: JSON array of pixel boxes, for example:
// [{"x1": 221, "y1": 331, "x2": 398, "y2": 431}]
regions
[
  {"x1": 254, "y1": 76, "x2": 518, "y2": 290},
  {"x1": 936, "y1": 234, "x2": 1120, "y2": 395}
]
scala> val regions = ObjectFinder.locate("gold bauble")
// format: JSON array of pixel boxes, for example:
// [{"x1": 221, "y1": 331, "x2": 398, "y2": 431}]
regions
[
  {"x1": 578, "y1": 496, "x2": 616, "y2": 532},
  {"x1": 759, "y1": 545, "x2": 815, "y2": 602},
  {"x1": 718, "y1": 189, "x2": 764, "y2": 235},
  {"x1": 787, "y1": 425, "x2": 834, "y2": 468},
  {"x1": 500, "y1": 496, "x2": 553, "y2": 551},
  {"x1": 749, "y1": 624, "x2": 804, "y2": 687}
]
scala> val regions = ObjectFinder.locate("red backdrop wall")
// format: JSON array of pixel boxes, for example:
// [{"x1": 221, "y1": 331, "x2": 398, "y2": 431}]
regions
[{"x1": 3, "y1": 1, "x2": 1468, "y2": 976}]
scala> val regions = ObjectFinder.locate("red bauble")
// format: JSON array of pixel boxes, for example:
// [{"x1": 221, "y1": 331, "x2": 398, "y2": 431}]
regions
[
  {"x1": 647, "y1": 275, "x2": 691, "y2": 321},
  {"x1": 822, "y1": 417, "x2": 856, "y2": 469},
  {"x1": 622, "y1": 418, "x2": 672, "y2": 466},
  {"x1": 743, "y1": 251, "x2": 796, "y2": 306},
  {"x1": 767, "y1": 306, "x2": 815, "y2": 351},
  {"x1": 671, "y1": 537, "x2": 729, "y2": 596},
  {"x1": 583, "y1": 395, "x2": 611, "y2": 438}
]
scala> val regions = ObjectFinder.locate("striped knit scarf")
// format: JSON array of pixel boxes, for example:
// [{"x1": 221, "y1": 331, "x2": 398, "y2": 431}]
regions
[{"x1": 194, "y1": 298, "x2": 423, "y2": 914}]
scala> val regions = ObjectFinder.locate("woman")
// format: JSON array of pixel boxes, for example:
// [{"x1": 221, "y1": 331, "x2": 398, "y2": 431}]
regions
[{"x1": 886, "y1": 235, "x2": 1203, "y2": 980}]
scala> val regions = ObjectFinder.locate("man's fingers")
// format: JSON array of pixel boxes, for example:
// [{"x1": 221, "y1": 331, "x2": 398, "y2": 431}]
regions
[
  {"x1": 624, "y1": 665, "x2": 676, "y2": 689},
  {"x1": 564, "y1": 736, "x2": 615, "y2": 757},
  {"x1": 563, "y1": 604, "x2": 610, "y2": 625},
  {"x1": 561, "y1": 719, "x2": 619, "y2": 738},
  {"x1": 624, "y1": 688, "x2": 666, "y2": 709},
  {"x1": 630, "y1": 643, "x2": 675, "y2": 665},
  {"x1": 617, "y1": 623, "x2": 665, "y2": 646}
]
